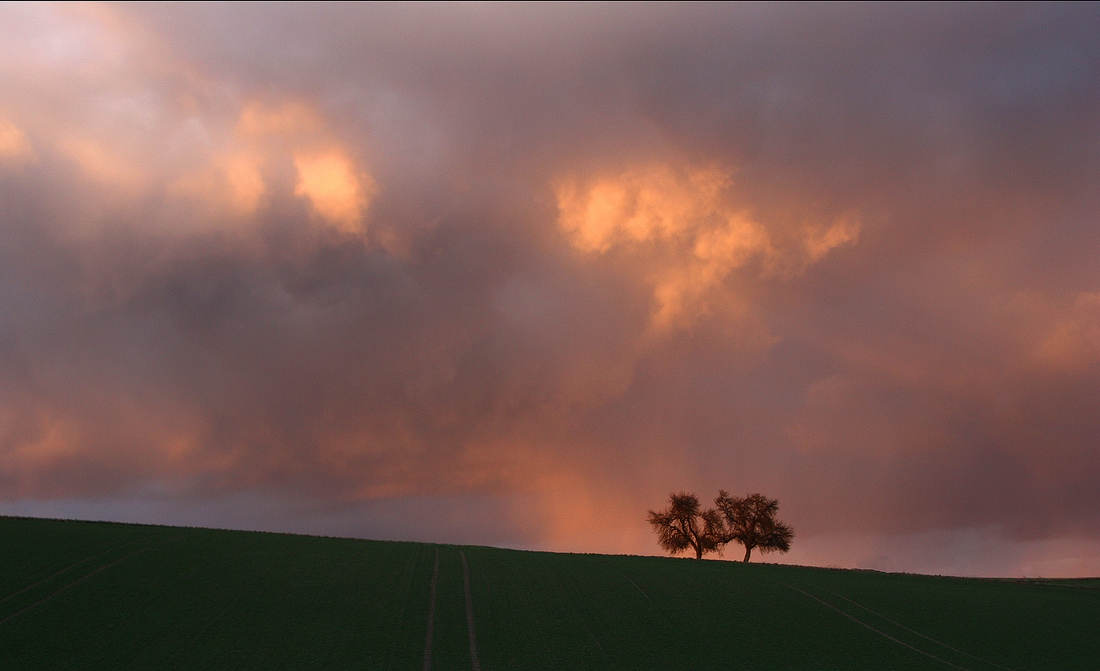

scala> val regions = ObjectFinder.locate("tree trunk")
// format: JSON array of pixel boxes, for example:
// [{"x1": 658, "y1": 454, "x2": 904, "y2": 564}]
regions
[
  {"x1": 743, "y1": 545, "x2": 752, "y2": 562},
  {"x1": 695, "y1": 544, "x2": 703, "y2": 559}
]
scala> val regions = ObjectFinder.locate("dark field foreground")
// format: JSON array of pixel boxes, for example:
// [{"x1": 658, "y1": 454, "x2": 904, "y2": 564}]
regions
[{"x1": 0, "y1": 517, "x2": 1097, "y2": 670}]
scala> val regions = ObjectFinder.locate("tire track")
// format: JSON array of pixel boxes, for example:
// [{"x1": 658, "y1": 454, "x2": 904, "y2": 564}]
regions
[
  {"x1": 618, "y1": 571, "x2": 656, "y2": 606},
  {"x1": 460, "y1": 550, "x2": 481, "y2": 671},
  {"x1": 779, "y1": 581, "x2": 971, "y2": 670},
  {"x1": 805, "y1": 583, "x2": 1015, "y2": 670},
  {"x1": 0, "y1": 535, "x2": 150, "y2": 605},
  {"x1": 0, "y1": 534, "x2": 182, "y2": 627},
  {"x1": 422, "y1": 548, "x2": 439, "y2": 671}
]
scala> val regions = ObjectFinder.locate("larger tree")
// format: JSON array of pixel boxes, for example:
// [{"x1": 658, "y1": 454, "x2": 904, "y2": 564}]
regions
[
  {"x1": 715, "y1": 491, "x2": 794, "y2": 562},
  {"x1": 647, "y1": 492, "x2": 722, "y2": 559}
]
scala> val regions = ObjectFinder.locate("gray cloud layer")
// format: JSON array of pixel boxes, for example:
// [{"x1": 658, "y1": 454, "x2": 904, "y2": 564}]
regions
[{"x1": 1, "y1": 4, "x2": 1099, "y2": 571}]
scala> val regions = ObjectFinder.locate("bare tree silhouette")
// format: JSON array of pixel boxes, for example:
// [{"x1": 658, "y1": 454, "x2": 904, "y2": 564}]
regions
[
  {"x1": 647, "y1": 492, "x2": 722, "y2": 559},
  {"x1": 714, "y1": 491, "x2": 794, "y2": 562}
]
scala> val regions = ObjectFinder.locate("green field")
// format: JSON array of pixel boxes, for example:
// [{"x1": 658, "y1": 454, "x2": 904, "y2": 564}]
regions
[{"x1": 0, "y1": 516, "x2": 1096, "y2": 670}]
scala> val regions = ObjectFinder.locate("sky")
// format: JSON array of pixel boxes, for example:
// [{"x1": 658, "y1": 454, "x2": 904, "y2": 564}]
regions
[{"x1": 1, "y1": 3, "x2": 1099, "y2": 578}]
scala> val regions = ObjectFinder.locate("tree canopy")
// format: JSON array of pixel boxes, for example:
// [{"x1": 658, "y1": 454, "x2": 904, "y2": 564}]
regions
[
  {"x1": 715, "y1": 491, "x2": 794, "y2": 562},
  {"x1": 646, "y1": 492, "x2": 723, "y2": 560},
  {"x1": 647, "y1": 490, "x2": 793, "y2": 562}
]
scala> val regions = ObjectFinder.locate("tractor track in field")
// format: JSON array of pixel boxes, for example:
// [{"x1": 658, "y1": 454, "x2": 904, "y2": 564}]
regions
[
  {"x1": 779, "y1": 581, "x2": 972, "y2": 670},
  {"x1": 460, "y1": 551, "x2": 481, "y2": 671},
  {"x1": 618, "y1": 571, "x2": 655, "y2": 606},
  {"x1": 421, "y1": 548, "x2": 439, "y2": 671},
  {"x1": 0, "y1": 535, "x2": 151, "y2": 605},
  {"x1": 0, "y1": 534, "x2": 183, "y2": 627},
  {"x1": 804, "y1": 583, "x2": 1015, "y2": 671}
]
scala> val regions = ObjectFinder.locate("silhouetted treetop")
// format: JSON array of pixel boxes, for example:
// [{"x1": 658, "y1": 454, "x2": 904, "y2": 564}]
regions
[
  {"x1": 647, "y1": 490, "x2": 794, "y2": 562},
  {"x1": 647, "y1": 492, "x2": 723, "y2": 560},
  {"x1": 715, "y1": 491, "x2": 794, "y2": 562}
]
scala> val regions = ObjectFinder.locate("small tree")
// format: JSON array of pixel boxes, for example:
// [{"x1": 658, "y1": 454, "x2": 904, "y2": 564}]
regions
[
  {"x1": 647, "y1": 492, "x2": 722, "y2": 559},
  {"x1": 715, "y1": 491, "x2": 794, "y2": 562}
]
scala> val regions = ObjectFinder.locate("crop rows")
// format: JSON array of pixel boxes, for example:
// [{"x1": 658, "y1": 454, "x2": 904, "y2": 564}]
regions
[{"x1": 1, "y1": 517, "x2": 1097, "y2": 669}]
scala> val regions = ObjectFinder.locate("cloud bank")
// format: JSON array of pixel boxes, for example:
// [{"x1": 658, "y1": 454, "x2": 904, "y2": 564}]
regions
[{"x1": 1, "y1": 3, "x2": 1099, "y2": 576}]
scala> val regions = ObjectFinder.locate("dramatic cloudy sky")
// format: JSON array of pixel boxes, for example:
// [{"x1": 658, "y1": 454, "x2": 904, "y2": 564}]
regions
[{"x1": 1, "y1": 3, "x2": 1099, "y2": 577}]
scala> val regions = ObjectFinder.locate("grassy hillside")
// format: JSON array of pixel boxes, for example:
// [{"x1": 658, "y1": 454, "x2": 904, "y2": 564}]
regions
[{"x1": 0, "y1": 516, "x2": 1096, "y2": 670}]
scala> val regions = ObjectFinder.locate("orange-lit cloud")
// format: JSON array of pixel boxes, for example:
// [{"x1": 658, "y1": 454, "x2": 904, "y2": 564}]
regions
[
  {"x1": 0, "y1": 6, "x2": 376, "y2": 234},
  {"x1": 0, "y1": 120, "x2": 36, "y2": 166},
  {"x1": 165, "y1": 100, "x2": 378, "y2": 228},
  {"x1": 556, "y1": 165, "x2": 738, "y2": 253},
  {"x1": 1032, "y1": 292, "x2": 1100, "y2": 371},
  {"x1": 294, "y1": 150, "x2": 375, "y2": 232},
  {"x1": 172, "y1": 150, "x2": 268, "y2": 216},
  {"x1": 556, "y1": 163, "x2": 858, "y2": 330}
]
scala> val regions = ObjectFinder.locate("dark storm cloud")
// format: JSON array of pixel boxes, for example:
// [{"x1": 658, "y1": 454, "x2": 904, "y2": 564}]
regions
[{"x1": 1, "y1": 3, "x2": 1099, "y2": 568}]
